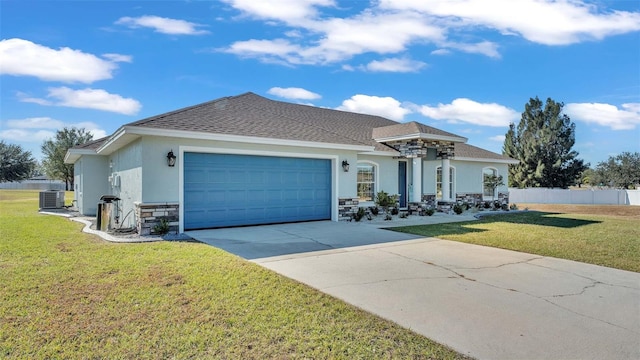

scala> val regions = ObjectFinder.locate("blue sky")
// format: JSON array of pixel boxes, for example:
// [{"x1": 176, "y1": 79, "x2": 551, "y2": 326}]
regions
[{"x1": 1, "y1": 0, "x2": 639, "y2": 166}]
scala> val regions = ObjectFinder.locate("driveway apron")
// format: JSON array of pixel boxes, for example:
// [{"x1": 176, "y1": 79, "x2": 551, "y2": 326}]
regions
[{"x1": 189, "y1": 221, "x2": 640, "y2": 360}]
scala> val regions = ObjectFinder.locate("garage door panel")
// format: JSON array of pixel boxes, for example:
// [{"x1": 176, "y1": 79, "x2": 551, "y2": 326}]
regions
[{"x1": 184, "y1": 153, "x2": 331, "y2": 229}]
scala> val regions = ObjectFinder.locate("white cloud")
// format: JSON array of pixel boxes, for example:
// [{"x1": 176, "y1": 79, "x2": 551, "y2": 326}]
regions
[
  {"x1": 224, "y1": 38, "x2": 305, "y2": 64},
  {"x1": 267, "y1": 87, "x2": 321, "y2": 100},
  {"x1": 115, "y1": 15, "x2": 209, "y2": 35},
  {"x1": 0, "y1": 129, "x2": 56, "y2": 143},
  {"x1": 19, "y1": 87, "x2": 141, "y2": 115},
  {"x1": 221, "y1": 0, "x2": 335, "y2": 25},
  {"x1": 6, "y1": 117, "x2": 64, "y2": 129},
  {"x1": 379, "y1": 0, "x2": 640, "y2": 45},
  {"x1": 0, "y1": 38, "x2": 123, "y2": 83},
  {"x1": 418, "y1": 98, "x2": 519, "y2": 127},
  {"x1": 221, "y1": 0, "x2": 640, "y2": 67},
  {"x1": 0, "y1": 118, "x2": 106, "y2": 143},
  {"x1": 430, "y1": 48, "x2": 451, "y2": 56},
  {"x1": 223, "y1": 8, "x2": 444, "y2": 65},
  {"x1": 102, "y1": 53, "x2": 133, "y2": 63},
  {"x1": 311, "y1": 12, "x2": 444, "y2": 62},
  {"x1": 365, "y1": 57, "x2": 427, "y2": 73},
  {"x1": 337, "y1": 94, "x2": 412, "y2": 121},
  {"x1": 564, "y1": 102, "x2": 640, "y2": 130},
  {"x1": 444, "y1": 41, "x2": 500, "y2": 58},
  {"x1": 489, "y1": 135, "x2": 506, "y2": 142}
]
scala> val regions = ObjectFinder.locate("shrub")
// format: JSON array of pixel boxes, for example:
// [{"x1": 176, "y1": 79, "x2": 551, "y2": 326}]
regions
[
  {"x1": 501, "y1": 203, "x2": 510, "y2": 211},
  {"x1": 384, "y1": 214, "x2": 393, "y2": 221},
  {"x1": 453, "y1": 203, "x2": 464, "y2": 215},
  {"x1": 483, "y1": 201, "x2": 491, "y2": 209},
  {"x1": 424, "y1": 207, "x2": 435, "y2": 216},
  {"x1": 399, "y1": 212, "x2": 408, "y2": 219},
  {"x1": 391, "y1": 207, "x2": 399, "y2": 215},
  {"x1": 375, "y1": 191, "x2": 398, "y2": 209},
  {"x1": 152, "y1": 219, "x2": 170, "y2": 235},
  {"x1": 369, "y1": 207, "x2": 379, "y2": 216},
  {"x1": 353, "y1": 207, "x2": 366, "y2": 222},
  {"x1": 509, "y1": 203, "x2": 518, "y2": 210}
]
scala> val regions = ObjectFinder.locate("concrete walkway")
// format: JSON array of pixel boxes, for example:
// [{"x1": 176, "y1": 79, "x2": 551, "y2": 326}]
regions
[{"x1": 189, "y1": 221, "x2": 640, "y2": 360}]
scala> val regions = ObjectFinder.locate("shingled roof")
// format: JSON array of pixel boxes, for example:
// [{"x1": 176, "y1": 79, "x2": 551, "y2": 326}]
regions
[
  {"x1": 67, "y1": 92, "x2": 514, "y2": 163},
  {"x1": 126, "y1": 92, "x2": 398, "y2": 151},
  {"x1": 372, "y1": 121, "x2": 466, "y2": 142},
  {"x1": 454, "y1": 143, "x2": 517, "y2": 162}
]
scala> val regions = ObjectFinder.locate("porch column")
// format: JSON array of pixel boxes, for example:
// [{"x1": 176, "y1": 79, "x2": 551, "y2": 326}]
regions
[
  {"x1": 442, "y1": 157, "x2": 451, "y2": 201},
  {"x1": 412, "y1": 157, "x2": 422, "y2": 202}
]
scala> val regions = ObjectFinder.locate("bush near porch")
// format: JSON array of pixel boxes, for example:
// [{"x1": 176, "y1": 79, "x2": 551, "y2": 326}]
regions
[{"x1": 0, "y1": 190, "x2": 468, "y2": 359}]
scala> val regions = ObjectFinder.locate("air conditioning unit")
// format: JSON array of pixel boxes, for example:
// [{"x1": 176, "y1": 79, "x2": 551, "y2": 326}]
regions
[{"x1": 39, "y1": 190, "x2": 65, "y2": 209}]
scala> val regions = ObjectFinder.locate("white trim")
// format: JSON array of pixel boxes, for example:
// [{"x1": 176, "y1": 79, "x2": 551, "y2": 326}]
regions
[
  {"x1": 358, "y1": 150, "x2": 399, "y2": 157},
  {"x1": 64, "y1": 149, "x2": 97, "y2": 164},
  {"x1": 436, "y1": 165, "x2": 456, "y2": 201},
  {"x1": 356, "y1": 160, "x2": 379, "y2": 203},
  {"x1": 374, "y1": 132, "x2": 467, "y2": 143},
  {"x1": 178, "y1": 146, "x2": 339, "y2": 233},
  {"x1": 100, "y1": 126, "x2": 373, "y2": 156},
  {"x1": 453, "y1": 156, "x2": 519, "y2": 164}
]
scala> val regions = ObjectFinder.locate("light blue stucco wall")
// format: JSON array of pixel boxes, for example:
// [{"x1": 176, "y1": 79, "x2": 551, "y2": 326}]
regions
[
  {"x1": 423, "y1": 159, "x2": 509, "y2": 198},
  {"x1": 107, "y1": 139, "x2": 142, "y2": 228},
  {"x1": 139, "y1": 135, "x2": 362, "y2": 203},
  {"x1": 74, "y1": 155, "x2": 109, "y2": 215},
  {"x1": 75, "y1": 134, "x2": 512, "y2": 227},
  {"x1": 356, "y1": 154, "x2": 404, "y2": 206}
]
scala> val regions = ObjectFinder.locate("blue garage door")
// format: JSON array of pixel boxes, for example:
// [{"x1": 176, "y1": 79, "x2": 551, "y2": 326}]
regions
[{"x1": 184, "y1": 153, "x2": 331, "y2": 230}]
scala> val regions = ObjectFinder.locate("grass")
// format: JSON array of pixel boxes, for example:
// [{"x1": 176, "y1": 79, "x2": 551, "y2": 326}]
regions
[
  {"x1": 392, "y1": 206, "x2": 640, "y2": 273},
  {"x1": 0, "y1": 190, "x2": 467, "y2": 359}
]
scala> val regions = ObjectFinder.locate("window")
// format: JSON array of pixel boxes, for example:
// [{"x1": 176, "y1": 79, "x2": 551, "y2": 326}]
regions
[
  {"x1": 483, "y1": 168, "x2": 498, "y2": 198},
  {"x1": 357, "y1": 163, "x2": 376, "y2": 202},
  {"x1": 436, "y1": 166, "x2": 454, "y2": 199}
]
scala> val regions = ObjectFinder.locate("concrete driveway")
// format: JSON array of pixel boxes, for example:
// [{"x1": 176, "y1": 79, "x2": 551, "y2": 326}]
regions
[{"x1": 188, "y1": 221, "x2": 640, "y2": 360}]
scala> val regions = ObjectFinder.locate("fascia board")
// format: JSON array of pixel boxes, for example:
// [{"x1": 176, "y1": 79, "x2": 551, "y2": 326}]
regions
[
  {"x1": 453, "y1": 156, "x2": 520, "y2": 164},
  {"x1": 358, "y1": 150, "x2": 399, "y2": 157},
  {"x1": 374, "y1": 132, "x2": 467, "y2": 143},
  {"x1": 64, "y1": 149, "x2": 97, "y2": 164},
  {"x1": 119, "y1": 127, "x2": 374, "y2": 152}
]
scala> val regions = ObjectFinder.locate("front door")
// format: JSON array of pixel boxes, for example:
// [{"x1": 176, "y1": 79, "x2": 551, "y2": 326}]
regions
[{"x1": 398, "y1": 161, "x2": 407, "y2": 208}]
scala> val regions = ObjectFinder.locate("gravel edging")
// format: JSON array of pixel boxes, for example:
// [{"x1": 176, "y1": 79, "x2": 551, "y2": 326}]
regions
[{"x1": 40, "y1": 210, "x2": 191, "y2": 243}]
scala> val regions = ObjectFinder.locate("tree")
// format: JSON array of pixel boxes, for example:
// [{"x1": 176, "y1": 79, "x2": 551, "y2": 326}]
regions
[
  {"x1": 503, "y1": 97, "x2": 588, "y2": 189},
  {"x1": 483, "y1": 174, "x2": 504, "y2": 201},
  {"x1": 41, "y1": 127, "x2": 93, "y2": 190},
  {"x1": 0, "y1": 141, "x2": 36, "y2": 182},
  {"x1": 592, "y1": 152, "x2": 640, "y2": 189}
]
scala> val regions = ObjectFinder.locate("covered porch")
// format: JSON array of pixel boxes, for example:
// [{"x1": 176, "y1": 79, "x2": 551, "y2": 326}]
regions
[{"x1": 372, "y1": 122, "x2": 467, "y2": 208}]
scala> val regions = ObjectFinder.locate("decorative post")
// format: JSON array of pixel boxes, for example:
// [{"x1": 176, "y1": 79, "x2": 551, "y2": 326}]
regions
[
  {"x1": 412, "y1": 157, "x2": 422, "y2": 203},
  {"x1": 442, "y1": 157, "x2": 450, "y2": 201}
]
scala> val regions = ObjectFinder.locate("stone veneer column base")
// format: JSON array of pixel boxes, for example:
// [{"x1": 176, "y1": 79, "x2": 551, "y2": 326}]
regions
[
  {"x1": 338, "y1": 197, "x2": 359, "y2": 221},
  {"x1": 135, "y1": 202, "x2": 179, "y2": 235}
]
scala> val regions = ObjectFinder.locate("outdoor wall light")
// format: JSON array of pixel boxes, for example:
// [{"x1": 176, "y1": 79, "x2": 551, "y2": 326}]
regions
[
  {"x1": 342, "y1": 160, "x2": 350, "y2": 172},
  {"x1": 167, "y1": 150, "x2": 177, "y2": 167}
]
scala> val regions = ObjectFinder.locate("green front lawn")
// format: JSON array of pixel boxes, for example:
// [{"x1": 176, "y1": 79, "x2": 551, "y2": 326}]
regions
[
  {"x1": 392, "y1": 210, "x2": 640, "y2": 272},
  {"x1": 0, "y1": 190, "x2": 467, "y2": 359}
]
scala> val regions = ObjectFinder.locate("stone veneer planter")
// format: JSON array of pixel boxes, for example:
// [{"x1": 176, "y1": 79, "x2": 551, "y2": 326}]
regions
[
  {"x1": 135, "y1": 202, "x2": 179, "y2": 235},
  {"x1": 338, "y1": 197, "x2": 359, "y2": 221}
]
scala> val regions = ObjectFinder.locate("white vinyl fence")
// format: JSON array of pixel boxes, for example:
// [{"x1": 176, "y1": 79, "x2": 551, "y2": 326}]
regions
[
  {"x1": 509, "y1": 188, "x2": 640, "y2": 206},
  {"x1": 0, "y1": 180, "x2": 65, "y2": 190}
]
